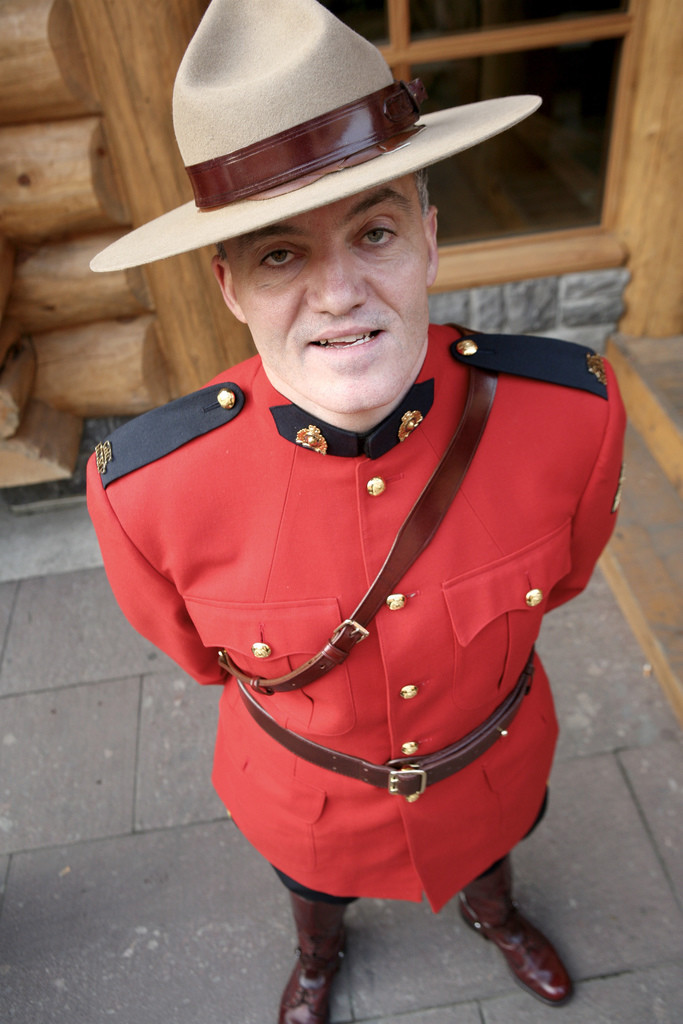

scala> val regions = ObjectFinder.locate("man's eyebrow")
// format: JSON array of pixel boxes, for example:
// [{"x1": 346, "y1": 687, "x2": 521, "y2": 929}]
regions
[
  {"x1": 232, "y1": 186, "x2": 413, "y2": 256},
  {"x1": 343, "y1": 186, "x2": 414, "y2": 222},
  {"x1": 234, "y1": 221, "x2": 306, "y2": 256}
]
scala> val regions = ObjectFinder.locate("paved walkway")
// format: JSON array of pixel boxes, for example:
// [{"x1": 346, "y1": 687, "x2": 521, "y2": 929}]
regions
[{"x1": 0, "y1": 499, "x2": 681, "y2": 1023}]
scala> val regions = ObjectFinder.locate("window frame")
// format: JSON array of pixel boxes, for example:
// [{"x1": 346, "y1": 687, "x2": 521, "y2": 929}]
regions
[{"x1": 374, "y1": 0, "x2": 641, "y2": 290}]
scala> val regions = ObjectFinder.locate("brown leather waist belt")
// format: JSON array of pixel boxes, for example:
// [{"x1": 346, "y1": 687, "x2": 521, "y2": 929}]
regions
[{"x1": 236, "y1": 650, "x2": 535, "y2": 801}]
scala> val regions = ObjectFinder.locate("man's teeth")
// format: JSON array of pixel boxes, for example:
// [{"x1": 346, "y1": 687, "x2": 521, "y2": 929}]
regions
[{"x1": 316, "y1": 331, "x2": 376, "y2": 347}]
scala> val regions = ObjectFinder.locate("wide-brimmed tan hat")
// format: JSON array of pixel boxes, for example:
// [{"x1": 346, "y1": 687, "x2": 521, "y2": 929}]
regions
[{"x1": 91, "y1": 0, "x2": 540, "y2": 272}]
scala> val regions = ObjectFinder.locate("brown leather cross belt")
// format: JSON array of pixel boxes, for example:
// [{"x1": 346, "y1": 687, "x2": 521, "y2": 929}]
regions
[{"x1": 235, "y1": 650, "x2": 535, "y2": 801}]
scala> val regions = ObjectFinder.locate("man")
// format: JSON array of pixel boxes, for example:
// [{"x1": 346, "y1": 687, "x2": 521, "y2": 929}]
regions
[{"x1": 87, "y1": 2, "x2": 626, "y2": 1021}]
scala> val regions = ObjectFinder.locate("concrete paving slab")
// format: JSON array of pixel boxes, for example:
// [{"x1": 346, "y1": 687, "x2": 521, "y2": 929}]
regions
[
  {"x1": 480, "y1": 961, "x2": 683, "y2": 1023},
  {"x1": 0, "y1": 854, "x2": 8, "y2": 900},
  {"x1": 0, "y1": 500, "x2": 102, "y2": 584},
  {"x1": 0, "y1": 568, "x2": 174, "y2": 696},
  {"x1": 619, "y1": 740, "x2": 683, "y2": 907},
  {"x1": 0, "y1": 679, "x2": 139, "y2": 855},
  {"x1": 346, "y1": 896, "x2": 512, "y2": 1019},
  {"x1": 0, "y1": 821, "x2": 348, "y2": 1024},
  {"x1": 537, "y1": 570, "x2": 678, "y2": 762},
  {"x1": 514, "y1": 753, "x2": 683, "y2": 978},
  {"x1": 363, "y1": 1005, "x2": 483, "y2": 1023},
  {"x1": 135, "y1": 670, "x2": 225, "y2": 831},
  {"x1": 0, "y1": 579, "x2": 16, "y2": 654}
]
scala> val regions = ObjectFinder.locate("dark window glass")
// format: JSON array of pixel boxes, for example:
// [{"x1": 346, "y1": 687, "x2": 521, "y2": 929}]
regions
[
  {"x1": 318, "y1": 0, "x2": 388, "y2": 44},
  {"x1": 414, "y1": 38, "x2": 620, "y2": 243},
  {"x1": 411, "y1": 1, "x2": 627, "y2": 36}
]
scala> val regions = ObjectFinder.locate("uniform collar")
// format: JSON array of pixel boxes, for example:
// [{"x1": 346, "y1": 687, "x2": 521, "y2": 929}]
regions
[{"x1": 269, "y1": 378, "x2": 434, "y2": 458}]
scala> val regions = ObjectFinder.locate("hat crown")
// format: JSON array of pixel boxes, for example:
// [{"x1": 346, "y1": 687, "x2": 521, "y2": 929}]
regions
[{"x1": 173, "y1": 0, "x2": 394, "y2": 166}]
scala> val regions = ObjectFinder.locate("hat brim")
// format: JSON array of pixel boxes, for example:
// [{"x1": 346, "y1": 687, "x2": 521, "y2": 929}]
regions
[{"x1": 91, "y1": 95, "x2": 541, "y2": 272}]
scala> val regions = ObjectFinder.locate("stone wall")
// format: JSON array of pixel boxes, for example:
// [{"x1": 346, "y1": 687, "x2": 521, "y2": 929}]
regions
[{"x1": 429, "y1": 267, "x2": 630, "y2": 353}]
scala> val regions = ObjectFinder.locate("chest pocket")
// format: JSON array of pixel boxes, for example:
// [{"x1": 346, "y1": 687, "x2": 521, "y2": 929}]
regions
[
  {"x1": 442, "y1": 520, "x2": 572, "y2": 710},
  {"x1": 183, "y1": 594, "x2": 356, "y2": 736}
]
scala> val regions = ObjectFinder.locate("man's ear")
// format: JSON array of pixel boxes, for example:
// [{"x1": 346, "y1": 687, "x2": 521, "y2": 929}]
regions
[
  {"x1": 211, "y1": 254, "x2": 248, "y2": 324},
  {"x1": 424, "y1": 205, "x2": 439, "y2": 289}
]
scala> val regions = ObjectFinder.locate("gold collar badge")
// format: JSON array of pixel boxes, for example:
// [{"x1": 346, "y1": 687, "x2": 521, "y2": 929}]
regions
[
  {"x1": 295, "y1": 425, "x2": 328, "y2": 454},
  {"x1": 398, "y1": 409, "x2": 423, "y2": 442},
  {"x1": 586, "y1": 354, "x2": 607, "y2": 387}
]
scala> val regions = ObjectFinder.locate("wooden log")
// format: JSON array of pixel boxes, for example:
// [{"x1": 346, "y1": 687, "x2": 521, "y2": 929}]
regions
[
  {"x1": 0, "y1": 324, "x2": 36, "y2": 439},
  {"x1": 72, "y1": 0, "x2": 255, "y2": 396},
  {"x1": 0, "y1": 235, "x2": 14, "y2": 313},
  {"x1": 611, "y1": 0, "x2": 683, "y2": 336},
  {"x1": 32, "y1": 315, "x2": 171, "y2": 417},
  {"x1": 8, "y1": 232, "x2": 153, "y2": 333},
  {"x1": 0, "y1": 117, "x2": 129, "y2": 242},
  {"x1": 0, "y1": 399, "x2": 81, "y2": 485},
  {"x1": 0, "y1": 316, "x2": 21, "y2": 367},
  {"x1": 0, "y1": 0, "x2": 98, "y2": 125}
]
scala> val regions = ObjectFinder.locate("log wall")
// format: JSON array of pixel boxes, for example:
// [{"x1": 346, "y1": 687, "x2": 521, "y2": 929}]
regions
[{"x1": 0, "y1": 0, "x2": 252, "y2": 489}]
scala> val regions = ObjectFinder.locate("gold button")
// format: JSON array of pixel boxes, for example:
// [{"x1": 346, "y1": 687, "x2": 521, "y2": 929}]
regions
[
  {"x1": 367, "y1": 477, "x2": 386, "y2": 496},
  {"x1": 456, "y1": 339, "x2": 478, "y2": 356},
  {"x1": 386, "y1": 594, "x2": 407, "y2": 610},
  {"x1": 217, "y1": 388, "x2": 236, "y2": 409},
  {"x1": 401, "y1": 741, "x2": 419, "y2": 755},
  {"x1": 251, "y1": 642, "x2": 272, "y2": 658},
  {"x1": 406, "y1": 793, "x2": 421, "y2": 803},
  {"x1": 525, "y1": 588, "x2": 544, "y2": 607},
  {"x1": 400, "y1": 684, "x2": 419, "y2": 700}
]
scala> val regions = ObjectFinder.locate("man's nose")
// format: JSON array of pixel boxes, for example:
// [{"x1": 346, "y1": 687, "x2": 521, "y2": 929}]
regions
[{"x1": 305, "y1": 251, "x2": 366, "y2": 316}]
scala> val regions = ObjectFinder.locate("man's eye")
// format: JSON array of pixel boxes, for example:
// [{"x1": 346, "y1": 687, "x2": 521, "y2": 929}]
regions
[
  {"x1": 263, "y1": 249, "x2": 292, "y2": 266},
  {"x1": 365, "y1": 227, "x2": 390, "y2": 244}
]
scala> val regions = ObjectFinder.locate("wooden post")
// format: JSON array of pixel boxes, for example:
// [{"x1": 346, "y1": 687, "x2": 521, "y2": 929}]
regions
[
  {"x1": 611, "y1": 0, "x2": 683, "y2": 336},
  {"x1": 71, "y1": 0, "x2": 254, "y2": 397}
]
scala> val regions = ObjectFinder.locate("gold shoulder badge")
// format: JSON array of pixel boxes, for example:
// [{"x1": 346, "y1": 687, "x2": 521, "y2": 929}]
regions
[
  {"x1": 586, "y1": 354, "x2": 607, "y2": 388},
  {"x1": 398, "y1": 409, "x2": 423, "y2": 442},
  {"x1": 95, "y1": 440, "x2": 112, "y2": 475},
  {"x1": 295, "y1": 425, "x2": 328, "y2": 454}
]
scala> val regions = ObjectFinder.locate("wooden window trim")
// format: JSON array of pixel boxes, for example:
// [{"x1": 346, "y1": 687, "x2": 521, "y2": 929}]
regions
[
  {"x1": 378, "y1": 2, "x2": 639, "y2": 290},
  {"x1": 379, "y1": 11, "x2": 633, "y2": 66},
  {"x1": 431, "y1": 228, "x2": 627, "y2": 293}
]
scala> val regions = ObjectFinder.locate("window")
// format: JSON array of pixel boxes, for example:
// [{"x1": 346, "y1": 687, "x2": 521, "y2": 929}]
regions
[{"x1": 320, "y1": 1, "x2": 636, "y2": 285}]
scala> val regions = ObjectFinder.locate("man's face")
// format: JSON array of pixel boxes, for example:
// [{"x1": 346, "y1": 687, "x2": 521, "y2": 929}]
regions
[{"x1": 212, "y1": 175, "x2": 439, "y2": 431}]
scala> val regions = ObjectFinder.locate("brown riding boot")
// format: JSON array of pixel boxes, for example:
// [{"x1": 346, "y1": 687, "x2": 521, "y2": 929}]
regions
[
  {"x1": 459, "y1": 856, "x2": 573, "y2": 1006},
  {"x1": 278, "y1": 892, "x2": 347, "y2": 1024}
]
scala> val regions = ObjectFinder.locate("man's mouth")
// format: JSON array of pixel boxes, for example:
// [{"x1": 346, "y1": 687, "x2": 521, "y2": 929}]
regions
[{"x1": 313, "y1": 330, "x2": 380, "y2": 348}]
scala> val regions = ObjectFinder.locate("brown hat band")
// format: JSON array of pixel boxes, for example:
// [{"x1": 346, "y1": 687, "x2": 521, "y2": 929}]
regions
[{"x1": 185, "y1": 78, "x2": 427, "y2": 210}]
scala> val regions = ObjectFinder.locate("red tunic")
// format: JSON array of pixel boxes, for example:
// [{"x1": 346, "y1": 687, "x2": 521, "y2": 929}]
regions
[{"x1": 87, "y1": 324, "x2": 625, "y2": 911}]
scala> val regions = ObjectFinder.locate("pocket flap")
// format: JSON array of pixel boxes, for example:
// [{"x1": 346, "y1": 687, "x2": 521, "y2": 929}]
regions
[
  {"x1": 443, "y1": 520, "x2": 572, "y2": 647},
  {"x1": 184, "y1": 594, "x2": 344, "y2": 662}
]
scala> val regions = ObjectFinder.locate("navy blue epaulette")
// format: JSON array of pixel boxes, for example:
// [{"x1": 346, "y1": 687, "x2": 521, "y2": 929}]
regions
[
  {"x1": 449, "y1": 328, "x2": 608, "y2": 400},
  {"x1": 93, "y1": 382, "x2": 245, "y2": 488}
]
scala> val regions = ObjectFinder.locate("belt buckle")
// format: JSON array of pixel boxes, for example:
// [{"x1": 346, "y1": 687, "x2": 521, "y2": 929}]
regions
[
  {"x1": 388, "y1": 765, "x2": 427, "y2": 802},
  {"x1": 330, "y1": 619, "x2": 369, "y2": 646}
]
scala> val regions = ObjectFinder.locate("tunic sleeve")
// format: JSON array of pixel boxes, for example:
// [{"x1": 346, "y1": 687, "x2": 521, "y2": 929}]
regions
[
  {"x1": 546, "y1": 358, "x2": 627, "y2": 611},
  {"x1": 86, "y1": 455, "x2": 225, "y2": 686}
]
